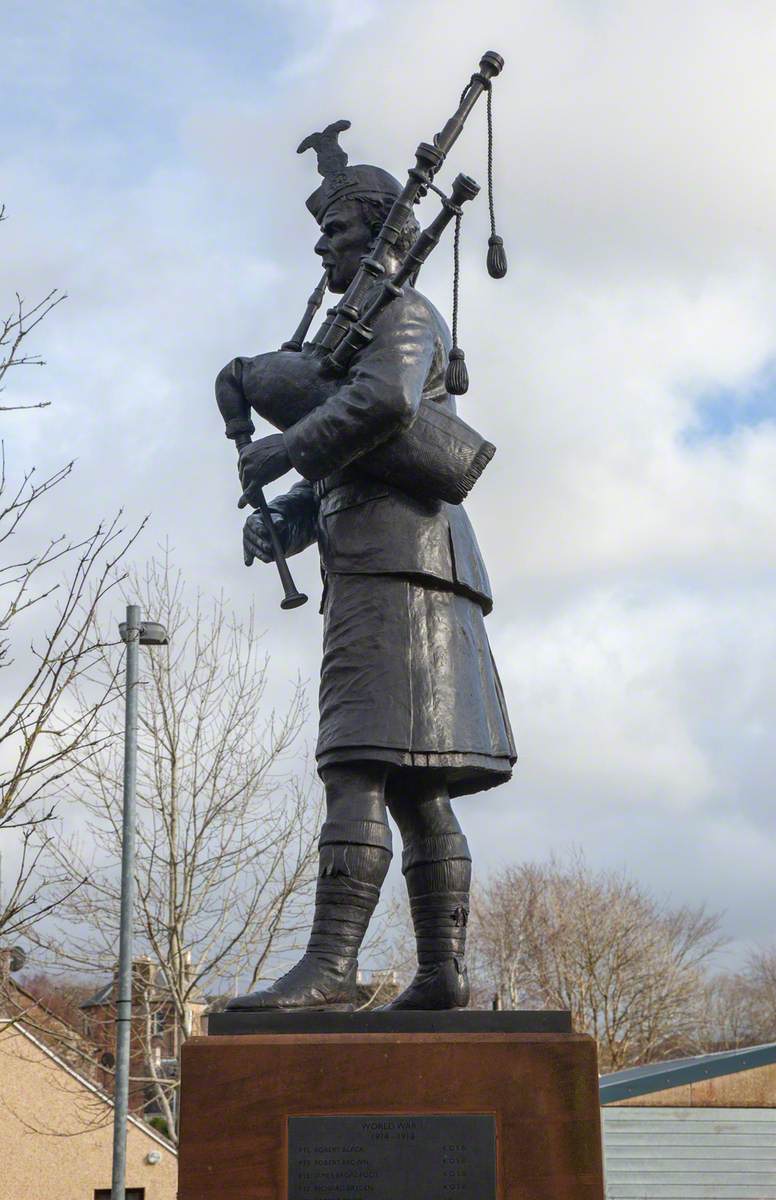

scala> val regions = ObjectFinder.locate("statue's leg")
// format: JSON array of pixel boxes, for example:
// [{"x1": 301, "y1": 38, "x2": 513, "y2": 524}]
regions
[
  {"x1": 227, "y1": 763, "x2": 392, "y2": 1011},
  {"x1": 383, "y1": 772, "x2": 472, "y2": 1011}
]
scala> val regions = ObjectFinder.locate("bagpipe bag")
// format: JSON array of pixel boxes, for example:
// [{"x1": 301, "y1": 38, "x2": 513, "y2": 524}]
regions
[{"x1": 240, "y1": 348, "x2": 494, "y2": 505}]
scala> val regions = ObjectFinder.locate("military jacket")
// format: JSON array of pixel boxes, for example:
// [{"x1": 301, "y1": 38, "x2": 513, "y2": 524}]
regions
[{"x1": 269, "y1": 287, "x2": 493, "y2": 612}]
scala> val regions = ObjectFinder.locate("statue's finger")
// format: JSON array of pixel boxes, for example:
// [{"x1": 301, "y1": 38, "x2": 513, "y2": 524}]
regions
[
  {"x1": 248, "y1": 541, "x2": 273, "y2": 565},
  {"x1": 245, "y1": 527, "x2": 270, "y2": 553}
]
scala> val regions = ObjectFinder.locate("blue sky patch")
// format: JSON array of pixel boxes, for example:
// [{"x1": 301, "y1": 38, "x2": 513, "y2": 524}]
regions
[
  {"x1": 682, "y1": 361, "x2": 776, "y2": 446},
  {"x1": 3, "y1": 1, "x2": 292, "y2": 186}
]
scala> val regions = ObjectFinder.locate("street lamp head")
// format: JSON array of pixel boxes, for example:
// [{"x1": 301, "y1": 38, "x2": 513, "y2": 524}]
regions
[
  {"x1": 138, "y1": 620, "x2": 168, "y2": 646},
  {"x1": 119, "y1": 619, "x2": 169, "y2": 646}
]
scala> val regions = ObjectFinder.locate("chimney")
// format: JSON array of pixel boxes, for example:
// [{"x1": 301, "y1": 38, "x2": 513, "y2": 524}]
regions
[{"x1": 111, "y1": 955, "x2": 155, "y2": 1001}]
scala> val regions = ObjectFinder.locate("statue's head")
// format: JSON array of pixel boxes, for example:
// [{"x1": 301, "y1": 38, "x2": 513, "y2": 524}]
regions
[
  {"x1": 313, "y1": 195, "x2": 420, "y2": 293},
  {"x1": 299, "y1": 120, "x2": 420, "y2": 293}
]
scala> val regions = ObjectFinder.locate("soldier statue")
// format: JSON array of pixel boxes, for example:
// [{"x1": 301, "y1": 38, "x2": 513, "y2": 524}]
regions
[{"x1": 216, "y1": 69, "x2": 514, "y2": 1011}]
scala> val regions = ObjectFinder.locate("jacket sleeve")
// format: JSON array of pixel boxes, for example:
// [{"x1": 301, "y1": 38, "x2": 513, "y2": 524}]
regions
[
  {"x1": 282, "y1": 297, "x2": 436, "y2": 482},
  {"x1": 265, "y1": 479, "x2": 318, "y2": 557}
]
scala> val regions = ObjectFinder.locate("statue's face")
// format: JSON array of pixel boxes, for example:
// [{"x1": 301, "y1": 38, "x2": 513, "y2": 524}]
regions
[{"x1": 314, "y1": 199, "x2": 373, "y2": 293}]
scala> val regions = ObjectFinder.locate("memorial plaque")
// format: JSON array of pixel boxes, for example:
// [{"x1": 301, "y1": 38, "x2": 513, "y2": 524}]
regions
[{"x1": 287, "y1": 1113, "x2": 496, "y2": 1200}]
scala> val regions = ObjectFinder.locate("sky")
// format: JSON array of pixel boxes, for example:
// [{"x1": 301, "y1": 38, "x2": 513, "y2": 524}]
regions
[{"x1": 3, "y1": 0, "x2": 776, "y2": 970}]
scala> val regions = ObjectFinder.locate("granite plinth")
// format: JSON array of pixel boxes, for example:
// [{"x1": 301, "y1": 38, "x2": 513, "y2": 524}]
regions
[{"x1": 178, "y1": 1010, "x2": 604, "y2": 1200}]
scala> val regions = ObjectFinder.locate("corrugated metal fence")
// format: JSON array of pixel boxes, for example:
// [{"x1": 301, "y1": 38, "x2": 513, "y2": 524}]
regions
[{"x1": 602, "y1": 1106, "x2": 776, "y2": 1199}]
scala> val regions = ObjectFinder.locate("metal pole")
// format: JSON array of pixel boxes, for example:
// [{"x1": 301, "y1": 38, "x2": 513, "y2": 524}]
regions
[{"x1": 111, "y1": 603, "x2": 140, "y2": 1200}]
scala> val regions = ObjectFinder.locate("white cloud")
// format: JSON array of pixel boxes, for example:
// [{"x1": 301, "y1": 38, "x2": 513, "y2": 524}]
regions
[{"x1": 3, "y1": 0, "x2": 776, "y2": 959}]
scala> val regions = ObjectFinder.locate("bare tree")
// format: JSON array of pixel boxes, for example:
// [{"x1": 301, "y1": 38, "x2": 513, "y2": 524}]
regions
[
  {"x1": 690, "y1": 948, "x2": 776, "y2": 1053},
  {"x1": 40, "y1": 550, "x2": 321, "y2": 1138},
  {"x1": 472, "y1": 852, "x2": 725, "y2": 1071},
  {"x1": 745, "y1": 946, "x2": 776, "y2": 1038},
  {"x1": 694, "y1": 971, "x2": 759, "y2": 1051},
  {"x1": 467, "y1": 862, "x2": 543, "y2": 1011},
  {"x1": 0, "y1": 204, "x2": 142, "y2": 941}
]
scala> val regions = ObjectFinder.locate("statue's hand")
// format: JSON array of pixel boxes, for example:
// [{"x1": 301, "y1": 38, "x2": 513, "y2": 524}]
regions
[
  {"x1": 237, "y1": 434, "x2": 292, "y2": 509},
  {"x1": 243, "y1": 509, "x2": 286, "y2": 566}
]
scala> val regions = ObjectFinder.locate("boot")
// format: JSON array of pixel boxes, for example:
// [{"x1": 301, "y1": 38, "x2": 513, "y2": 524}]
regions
[
  {"x1": 227, "y1": 820, "x2": 391, "y2": 1012},
  {"x1": 383, "y1": 833, "x2": 472, "y2": 1011}
]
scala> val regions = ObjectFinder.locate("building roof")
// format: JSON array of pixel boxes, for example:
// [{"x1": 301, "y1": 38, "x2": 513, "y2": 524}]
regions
[
  {"x1": 1, "y1": 974, "x2": 109, "y2": 1084},
  {"x1": 600, "y1": 1041, "x2": 776, "y2": 1105},
  {"x1": 1, "y1": 1019, "x2": 176, "y2": 1152},
  {"x1": 80, "y1": 981, "x2": 113, "y2": 1009}
]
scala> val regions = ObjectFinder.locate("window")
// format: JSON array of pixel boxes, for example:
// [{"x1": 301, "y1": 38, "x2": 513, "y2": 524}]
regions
[{"x1": 95, "y1": 1190, "x2": 145, "y2": 1199}]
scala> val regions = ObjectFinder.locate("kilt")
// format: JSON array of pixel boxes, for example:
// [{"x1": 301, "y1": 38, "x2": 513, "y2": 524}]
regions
[{"x1": 316, "y1": 573, "x2": 516, "y2": 798}]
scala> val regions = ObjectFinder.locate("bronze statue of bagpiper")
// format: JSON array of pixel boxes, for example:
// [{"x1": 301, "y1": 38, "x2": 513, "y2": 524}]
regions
[{"x1": 216, "y1": 51, "x2": 516, "y2": 1011}]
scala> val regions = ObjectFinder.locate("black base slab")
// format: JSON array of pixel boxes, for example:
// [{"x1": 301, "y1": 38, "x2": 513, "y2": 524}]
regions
[{"x1": 207, "y1": 1008, "x2": 572, "y2": 1036}]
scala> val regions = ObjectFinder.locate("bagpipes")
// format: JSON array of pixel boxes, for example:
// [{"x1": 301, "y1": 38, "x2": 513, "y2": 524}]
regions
[{"x1": 217, "y1": 52, "x2": 507, "y2": 608}]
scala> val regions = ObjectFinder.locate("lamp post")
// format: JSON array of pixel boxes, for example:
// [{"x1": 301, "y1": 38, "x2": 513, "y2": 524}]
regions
[{"x1": 111, "y1": 605, "x2": 168, "y2": 1200}]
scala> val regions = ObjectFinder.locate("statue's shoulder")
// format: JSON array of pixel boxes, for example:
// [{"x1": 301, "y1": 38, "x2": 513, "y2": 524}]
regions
[
  {"x1": 378, "y1": 284, "x2": 451, "y2": 348},
  {"x1": 405, "y1": 285, "x2": 452, "y2": 348}
]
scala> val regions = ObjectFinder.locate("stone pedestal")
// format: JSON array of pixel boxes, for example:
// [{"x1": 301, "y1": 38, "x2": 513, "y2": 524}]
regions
[{"x1": 178, "y1": 1012, "x2": 604, "y2": 1200}]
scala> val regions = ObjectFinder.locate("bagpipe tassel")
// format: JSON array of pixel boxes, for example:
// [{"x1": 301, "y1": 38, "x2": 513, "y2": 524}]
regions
[
  {"x1": 445, "y1": 208, "x2": 469, "y2": 395},
  {"x1": 445, "y1": 347, "x2": 469, "y2": 396},
  {"x1": 487, "y1": 233, "x2": 507, "y2": 280},
  {"x1": 484, "y1": 83, "x2": 508, "y2": 279}
]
